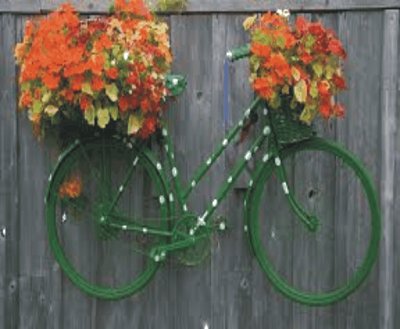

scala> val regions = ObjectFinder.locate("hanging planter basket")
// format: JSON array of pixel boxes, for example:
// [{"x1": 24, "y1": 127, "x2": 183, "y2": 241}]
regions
[{"x1": 15, "y1": 0, "x2": 173, "y2": 141}]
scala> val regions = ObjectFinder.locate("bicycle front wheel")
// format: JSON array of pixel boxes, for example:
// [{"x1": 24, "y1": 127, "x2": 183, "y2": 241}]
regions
[
  {"x1": 248, "y1": 137, "x2": 380, "y2": 306},
  {"x1": 46, "y1": 137, "x2": 171, "y2": 299}
]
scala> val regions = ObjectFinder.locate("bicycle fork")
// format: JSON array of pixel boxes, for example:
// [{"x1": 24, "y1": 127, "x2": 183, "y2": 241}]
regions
[{"x1": 272, "y1": 151, "x2": 319, "y2": 232}]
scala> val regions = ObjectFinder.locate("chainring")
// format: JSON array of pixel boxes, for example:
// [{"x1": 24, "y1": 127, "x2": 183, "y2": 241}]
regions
[{"x1": 172, "y1": 215, "x2": 211, "y2": 266}]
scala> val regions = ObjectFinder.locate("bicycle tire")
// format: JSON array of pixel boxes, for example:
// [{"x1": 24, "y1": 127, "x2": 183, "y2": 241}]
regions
[
  {"x1": 247, "y1": 137, "x2": 380, "y2": 306},
  {"x1": 46, "y1": 137, "x2": 171, "y2": 299}
]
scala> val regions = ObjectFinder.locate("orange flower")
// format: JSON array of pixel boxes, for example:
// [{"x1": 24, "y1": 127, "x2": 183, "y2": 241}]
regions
[
  {"x1": 59, "y1": 175, "x2": 82, "y2": 199},
  {"x1": 332, "y1": 74, "x2": 347, "y2": 90},
  {"x1": 139, "y1": 116, "x2": 157, "y2": 138},
  {"x1": 118, "y1": 95, "x2": 130, "y2": 112},
  {"x1": 251, "y1": 43, "x2": 271, "y2": 58},
  {"x1": 320, "y1": 100, "x2": 332, "y2": 118},
  {"x1": 19, "y1": 91, "x2": 32, "y2": 107},
  {"x1": 79, "y1": 95, "x2": 92, "y2": 111},
  {"x1": 106, "y1": 67, "x2": 119, "y2": 80},
  {"x1": 70, "y1": 75, "x2": 84, "y2": 91},
  {"x1": 91, "y1": 75, "x2": 104, "y2": 91},
  {"x1": 318, "y1": 81, "x2": 331, "y2": 97},
  {"x1": 42, "y1": 73, "x2": 60, "y2": 90},
  {"x1": 328, "y1": 39, "x2": 346, "y2": 58},
  {"x1": 333, "y1": 103, "x2": 345, "y2": 118},
  {"x1": 253, "y1": 78, "x2": 274, "y2": 100}
]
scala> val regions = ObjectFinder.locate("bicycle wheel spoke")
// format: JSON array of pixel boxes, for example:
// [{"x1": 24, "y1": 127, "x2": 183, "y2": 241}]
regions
[
  {"x1": 46, "y1": 138, "x2": 169, "y2": 299},
  {"x1": 77, "y1": 143, "x2": 111, "y2": 198}
]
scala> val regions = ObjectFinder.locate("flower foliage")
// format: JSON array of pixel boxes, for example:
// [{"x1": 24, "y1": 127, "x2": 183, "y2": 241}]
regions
[
  {"x1": 246, "y1": 13, "x2": 347, "y2": 124},
  {"x1": 59, "y1": 174, "x2": 82, "y2": 199},
  {"x1": 15, "y1": 0, "x2": 172, "y2": 138}
]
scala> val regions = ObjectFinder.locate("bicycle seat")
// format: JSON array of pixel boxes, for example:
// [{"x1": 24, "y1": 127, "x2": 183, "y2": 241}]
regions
[{"x1": 166, "y1": 74, "x2": 187, "y2": 97}]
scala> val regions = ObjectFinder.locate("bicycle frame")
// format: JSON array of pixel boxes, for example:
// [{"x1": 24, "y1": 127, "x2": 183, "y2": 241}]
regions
[{"x1": 104, "y1": 95, "x2": 319, "y2": 259}]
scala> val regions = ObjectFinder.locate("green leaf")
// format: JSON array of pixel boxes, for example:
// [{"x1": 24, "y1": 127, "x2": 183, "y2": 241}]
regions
[
  {"x1": 294, "y1": 80, "x2": 307, "y2": 103},
  {"x1": 310, "y1": 81, "x2": 318, "y2": 98},
  {"x1": 300, "y1": 104, "x2": 317, "y2": 124},
  {"x1": 269, "y1": 94, "x2": 281, "y2": 109},
  {"x1": 105, "y1": 83, "x2": 119, "y2": 102},
  {"x1": 84, "y1": 106, "x2": 95, "y2": 126},
  {"x1": 44, "y1": 105, "x2": 59, "y2": 117},
  {"x1": 97, "y1": 108, "x2": 110, "y2": 128},
  {"x1": 82, "y1": 82, "x2": 94, "y2": 96},
  {"x1": 276, "y1": 35, "x2": 286, "y2": 49},
  {"x1": 325, "y1": 64, "x2": 335, "y2": 79},
  {"x1": 112, "y1": 45, "x2": 121, "y2": 57},
  {"x1": 32, "y1": 100, "x2": 42, "y2": 114},
  {"x1": 291, "y1": 67, "x2": 301, "y2": 81},
  {"x1": 41, "y1": 91, "x2": 52, "y2": 103},
  {"x1": 304, "y1": 35, "x2": 315, "y2": 50},
  {"x1": 21, "y1": 82, "x2": 31, "y2": 92},
  {"x1": 312, "y1": 62, "x2": 323, "y2": 78},
  {"x1": 108, "y1": 105, "x2": 119, "y2": 120},
  {"x1": 127, "y1": 114, "x2": 144, "y2": 135}
]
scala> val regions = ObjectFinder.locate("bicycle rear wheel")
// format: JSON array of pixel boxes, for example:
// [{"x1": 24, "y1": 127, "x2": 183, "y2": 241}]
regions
[
  {"x1": 248, "y1": 137, "x2": 380, "y2": 305},
  {"x1": 46, "y1": 137, "x2": 171, "y2": 299}
]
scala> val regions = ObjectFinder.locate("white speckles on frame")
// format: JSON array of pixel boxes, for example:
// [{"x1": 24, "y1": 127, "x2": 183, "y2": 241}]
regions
[
  {"x1": 282, "y1": 182, "x2": 289, "y2": 195},
  {"x1": 245, "y1": 151, "x2": 252, "y2": 161}
]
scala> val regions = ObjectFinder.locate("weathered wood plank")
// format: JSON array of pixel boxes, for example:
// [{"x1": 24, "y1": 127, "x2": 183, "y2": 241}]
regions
[
  {"x1": 0, "y1": 13, "x2": 19, "y2": 329},
  {"x1": 379, "y1": 9, "x2": 399, "y2": 329},
  {"x1": 0, "y1": 0, "x2": 40, "y2": 13},
  {"x1": 15, "y1": 14, "x2": 63, "y2": 329},
  {"x1": 1, "y1": 0, "x2": 400, "y2": 13},
  {"x1": 209, "y1": 14, "x2": 258, "y2": 329},
  {"x1": 168, "y1": 14, "x2": 214, "y2": 328},
  {"x1": 393, "y1": 37, "x2": 400, "y2": 329},
  {"x1": 334, "y1": 10, "x2": 382, "y2": 329}
]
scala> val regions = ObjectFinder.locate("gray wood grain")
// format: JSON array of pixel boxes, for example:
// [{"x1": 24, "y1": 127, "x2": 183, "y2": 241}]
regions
[
  {"x1": 1, "y1": 6, "x2": 399, "y2": 329},
  {"x1": 0, "y1": 13, "x2": 19, "y2": 329},
  {"x1": 334, "y1": 10, "x2": 383, "y2": 329},
  {"x1": 168, "y1": 14, "x2": 214, "y2": 329},
  {"x1": 0, "y1": 0, "x2": 40, "y2": 13},
  {"x1": 379, "y1": 9, "x2": 399, "y2": 329},
  {"x1": 3, "y1": 0, "x2": 400, "y2": 13}
]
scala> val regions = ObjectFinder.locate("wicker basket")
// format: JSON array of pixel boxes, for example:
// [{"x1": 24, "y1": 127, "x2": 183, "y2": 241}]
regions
[{"x1": 269, "y1": 109, "x2": 315, "y2": 145}]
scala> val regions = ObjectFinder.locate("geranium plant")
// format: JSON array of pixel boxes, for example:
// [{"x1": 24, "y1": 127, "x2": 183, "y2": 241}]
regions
[
  {"x1": 15, "y1": 0, "x2": 173, "y2": 139},
  {"x1": 244, "y1": 12, "x2": 347, "y2": 124}
]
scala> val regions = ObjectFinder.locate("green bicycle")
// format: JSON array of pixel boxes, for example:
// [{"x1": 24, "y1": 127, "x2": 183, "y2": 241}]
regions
[{"x1": 45, "y1": 46, "x2": 380, "y2": 306}]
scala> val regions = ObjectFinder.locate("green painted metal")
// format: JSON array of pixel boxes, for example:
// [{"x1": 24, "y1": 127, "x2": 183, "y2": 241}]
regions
[
  {"x1": 246, "y1": 137, "x2": 381, "y2": 305},
  {"x1": 44, "y1": 47, "x2": 380, "y2": 304},
  {"x1": 46, "y1": 137, "x2": 173, "y2": 299}
]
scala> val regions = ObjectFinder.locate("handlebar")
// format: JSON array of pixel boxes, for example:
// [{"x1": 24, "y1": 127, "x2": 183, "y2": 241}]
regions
[{"x1": 226, "y1": 44, "x2": 251, "y2": 62}]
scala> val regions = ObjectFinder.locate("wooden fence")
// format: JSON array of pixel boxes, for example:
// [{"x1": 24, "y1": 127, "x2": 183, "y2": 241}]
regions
[{"x1": 1, "y1": 0, "x2": 400, "y2": 328}]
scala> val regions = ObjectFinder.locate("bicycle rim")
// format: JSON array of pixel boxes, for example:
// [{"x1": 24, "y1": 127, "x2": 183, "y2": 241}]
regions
[
  {"x1": 248, "y1": 137, "x2": 380, "y2": 306},
  {"x1": 46, "y1": 138, "x2": 171, "y2": 299}
]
